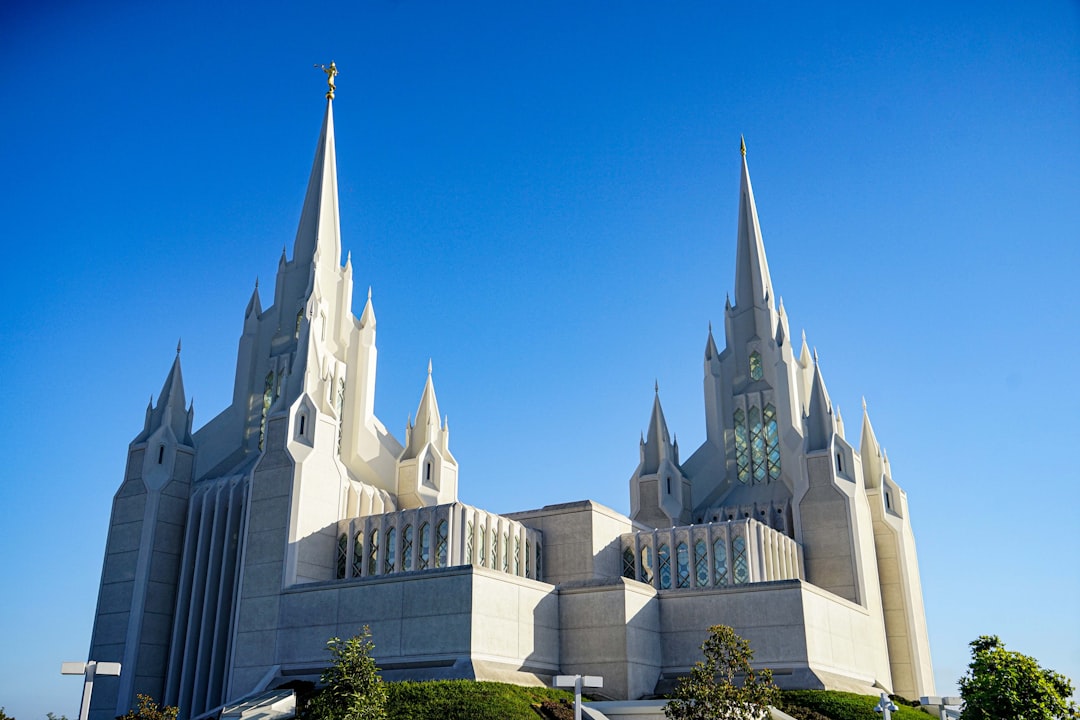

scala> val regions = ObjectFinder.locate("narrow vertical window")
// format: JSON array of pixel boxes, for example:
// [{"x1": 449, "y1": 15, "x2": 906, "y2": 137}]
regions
[
  {"x1": 157, "y1": 445, "x2": 165, "y2": 464},
  {"x1": 425, "y1": 461, "x2": 432, "y2": 482},
  {"x1": 622, "y1": 546, "x2": 637, "y2": 579},
  {"x1": 525, "y1": 541, "x2": 532, "y2": 577},
  {"x1": 368, "y1": 529, "x2": 379, "y2": 575},
  {"x1": 418, "y1": 522, "x2": 430, "y2": 570},
  {"x1": 491, "y1": 529, "x2": 498, "y2": 569},
  {"x1": 733, "y1": 534, "x2": 749, "y2": 584},
  {"x1": 465, "y1": 522, "x2": 474, "y2": 564},
  {"x1": 658, "y1": 544, "x2": 672, "y2": 589},
  {"x1": 764, "y1": 404, "x2": 781, "y2": 482},
  {"x1": 502, "y1": 533, "x2": 510, "y2": 572},
  {"x1": 401, "y1": 525, "x2": 414, "y2": 572},
  {"x1": 295, "y1": 309, "x2": 303, "y2": 339},
  {"x1": 749, "y1": 406, "x2": 767, "y2": 484},
  {"x1": 733, "y1": 408, "x2": 750, "y2": 483},
  {"x1": 298, "y1": 414, "x2": 306, "y2": 436},
  {"x1": 836, "y1": 452, "x2": 844, "y2": 473},
  {"x1": 260, "y1": 371, "x2": 274, "y2": 450},
  {"x1": 478, "y1": 525, "x2": 486, "y2": 566},
  {"x1": 713, "y1": 536, "x2": 728, "y2": 586},
  {"x1": 694, "y1": 539, "x2": 708, "y2": 587},
  {"x1": 435, "y1": 520, "x2": 448, "y2": 568},
  {"x1": 640, "y1": 545, "x2": 653, "y2": 584},
  {"x1": 352, "y1": 532, "x2": 363, "y2": 578},
  {"x1": 385, "y1": 527, "x2": 397, "y2": 574},
  {"x1": 514, "y1": 537, "x2": 521, "y2": 575},
  {"x1": 535, "y1": 542, "x2": 543, "y2": 580},
  {"x1": 749, "y1": 351, "x2": 763, "y2": 381},
  {"x1": 336, "y1": 533, "x2": 347, "y2": 579},
  {"x1": 666, "y1": 477, "x2": 671, "y2": 494},
  {"x1": 676, "y1": 541, "x2": 690, "y2": 588}
]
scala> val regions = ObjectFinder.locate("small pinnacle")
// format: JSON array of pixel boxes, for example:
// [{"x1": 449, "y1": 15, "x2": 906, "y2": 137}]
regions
[
  {"x1": 640, "y1": 431, "x2": 645, "y2": 444},
  {"x1": 801, "y1": 329, "x2": 807, "y2": 345},
  {"x1": 176, "y1": 338, "x2": 182, "y2": 355},
  {"x1": 740, "y1": 135, "x2": 746, "y2": 157},
  {"x1": 254, "y1": 276, "x2": 259, "y2": 289},
  {"x1": 367, "y1": 286, "x2": 372, "y2": 300},
  {"x1": 862, "y1": 396, "x2": 867, "y2": 411},
  {"x1": 812, "y1": 347, "x2": 819, "y2": 363},
  {"x1": 345, "y1": 250, "x2": 352, "y2": 265},
  {"x1": 708, "y1": 320, "x2": 713, "y2": 333},
  {"x1": 654, "y1": 379, "x2": 659, "y2": 394},
  {"x1": 427, "y1": 358, "x2": 433, "y2": 375}
]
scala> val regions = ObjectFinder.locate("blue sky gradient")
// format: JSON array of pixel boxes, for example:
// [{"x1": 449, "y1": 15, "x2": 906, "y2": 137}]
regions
[{"x1": 1, "y1": 1, "x2": 1078, "y2": 716}]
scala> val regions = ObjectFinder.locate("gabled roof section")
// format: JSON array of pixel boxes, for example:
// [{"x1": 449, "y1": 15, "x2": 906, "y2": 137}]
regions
[
  {"x1": 292, "y1": 98, "x2": 342, "y2": 272},
  {"x1": 733, "y1": 140, "x2": 775, "y2": 312}
]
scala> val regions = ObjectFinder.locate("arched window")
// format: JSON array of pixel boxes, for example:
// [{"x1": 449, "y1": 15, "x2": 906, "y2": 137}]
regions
[
  {"x1": 732, "y1": 534, "x2": 748, "y2": 584},
  {"x1": 733, "y1": 409, "x2": 750, "y2": 483},
  {"x1": 525, "y1": 541, "x2": 532, "y2": 578},
  {"x1": 401, "y1": 525, "x2": 414, "y2": 572},
  {"x1": 749, "y1": 406, "x2": 767, "y2": 484},
  {"x1": 676, "y1": 542, "x2": 690, "y2": 588},
  {"x1": 641, "y1": 545, "x2": 654, "y2": 584},
  {"x1": 368, "y1": 529, "x2": 379, "y2": 576},
  {"x1": 336, "y1": 533, "x2": 347, "y2": 579},
  {"x1": 622, "y1": 546, "x2": 636, "y2": 579},
  {"x1": 658, "y1": 544, "x2": 672, "y2": 589},
  {"x1": 418, "y1": 522, "x2": 430, "y2": 570},
  {"x1": 385, "y1": 528, "x2": 397, "y2": 574},
  {"x1": 502, "y1": 533, "x2": 510, "y2": 572},
  {"x1": 491, "y1": 529, "x2": 498, "y2": 569},
  {"x1": 435, "y1": 520, "x2": 448, "y2": 568},
  {"x1": 713, "y1": 536, "x2": 728, "y2": 586},
  {"x1": 465, "y1": 522, "x2": 474, "y2": 564},
  {"x1": 352, "y1": 532, "x2": 364, "y2": 578},
  {"x1": 514, "y1": 537, "x2": 521, "y2": 575},
  {"x1": 478, "y1": 525, "x2": 487, "y2": 566},
  {"x1": 749, "y1": 350, "x2": 763, "y2": 381},
  {"x1": 694, "y1": 539, "x2": 708, "y2": 587}
]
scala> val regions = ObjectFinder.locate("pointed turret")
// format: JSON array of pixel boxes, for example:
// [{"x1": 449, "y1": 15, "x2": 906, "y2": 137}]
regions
[
  {"x1": 704, "y1": 322, "x2": 720, "y2": 362},
  {"x1": 860, "y1": 398, "x2": 885, "y2": 489},
  {"x1": 402, "y1": 360, "x2": 444, "y2": 461},
  {"x1": 360, "y1": 286, "x2": 376, "y2": 329},
  {"x1": 733, "y1": 139, "x2": 774, "y2": 311},
  {"x1": 804, "y1": 354, "x2": 836, "y2": 452},
  {"x1": 244, "y1": 279, "x2": 262, "y2": 321},
  {"x1": 137, "y1": 347, "x2": 192, "y2": 445},
  {"x1": 641, "y1": 386, "x2": 677, "y2": 475},
  {"x1": 396, "y1": 361, "x2": 458, "y2": 508},
  {"x1": 292, "y1": 95, "x2": 342, "y2": 273}
]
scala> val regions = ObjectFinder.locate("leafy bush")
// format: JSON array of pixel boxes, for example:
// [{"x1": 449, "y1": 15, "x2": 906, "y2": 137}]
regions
[
  {"x1": 385, "y1": 680, "x2": 576, "y2": 720},
  {"x1": 781, "y1": 690, "x2": 928, "y2": 720}
]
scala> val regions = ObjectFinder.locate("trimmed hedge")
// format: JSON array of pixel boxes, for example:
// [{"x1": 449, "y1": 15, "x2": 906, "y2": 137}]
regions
[
  {"x1": 781, "y1": 690, "x2": 928, "y2": 720},
  {"x1": 385, "y1": 680, "x2": 577, "y2": 720}
]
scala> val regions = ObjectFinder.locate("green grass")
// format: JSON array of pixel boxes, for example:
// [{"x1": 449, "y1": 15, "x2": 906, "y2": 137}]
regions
[
  {"x1": 385, "y1": 679, "x2": 577, "y2": 720},
  {"x1": 781, "y1": 690, "x2": 928, "y2": 720}
]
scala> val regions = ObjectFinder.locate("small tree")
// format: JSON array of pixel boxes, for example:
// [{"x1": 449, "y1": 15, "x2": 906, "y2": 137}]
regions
[
  {"x1": 304, "y1": 626, "x2": 388, "y2": 720},
  {"x1": 665, "y1": 624, "x2": 779, "y2": 720},
  {"x1": 959, "y1": 635, "x2": 1077, "y2": 720},
  {"x1": 117, "y1": 695, "x2": 178, "y2": 720}
]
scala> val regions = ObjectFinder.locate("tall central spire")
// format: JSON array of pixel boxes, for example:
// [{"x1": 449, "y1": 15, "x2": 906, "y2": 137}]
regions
[
  {"x1": 292, "y1": 87, "x2": 342, "y2": 271},
  {"x1": 733, "y1": 139, "x2": 774, "y2": 311}
]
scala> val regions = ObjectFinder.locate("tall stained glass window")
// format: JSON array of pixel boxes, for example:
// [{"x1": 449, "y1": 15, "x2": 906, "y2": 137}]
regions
[
  {"x1": 750, "y1": 351, "x2": 763, "y2": 381},
  {"x1": 676, "y1": 542, "x2": 690, "y2": 588},
  {"x1": 514, "y1": 537, "x2": 521, "y2": 575},
  {"x1": 502, "y1": 533, "x2": 510, "y2": 572},
  {"x1": 368, "y1": 529, "x2": 379, "y2": 576},
  {"x1": 641, "y1": 545, "x2": 654, "y2": 584},
  {"x1": 401, "y1": 525, "x2": 414, "y2": 572},
  {"x1": 260, "y1": 371, "x2": 274, "y2": 450},
  {"x1": 352, "y1": 532, "x2": 363, "y2": 578},
  {"x1": 622, "y1": 546, "x2": 636, "y2": 579},
  {"x1": 465, "y1": 522, "x2": 474, "y2": 564},
  {"x1": 536, "y1": 543, "x2": 543, "y2": 580},
  {"x1": 713, "y1": 536, "x2": 728, "y2": 586},
  {"x1": 478, "y1": 525, "x2": 487, "y2": 567},
  {"x1": 749, "y1": 406, "x2": 767, "y2": 484},
  {"x1": 764, "y1": 404, "x2": 781, "y2": 482},
  {"x1": 336, "y1": 533, "x2": 347, "y2": 579},
  {"x1": 435, "y1": 520, "x2": 448, "y2": 568},
  {"x1": 733, "y1": 534, "x2": 749, "y2": 584},
  {"x1": 491, "y1": 529, "x2": 498, "y2": 569},
  {"x1": 694, "y1": 539, "x2": 708, "y2": 587},
  {"x1": 385, "y1": 528, "x2": 397, "y2": 574},
  {"x1": 418, "y1": 522, "x2": 430, "y2": 570},
  {"x1": 658, "y1": 544, "x2": 672, "y2": 589},
  {"x1": 525, "y1": 541, "x2": 532, "y2": 578},
  {"x1": 734, "y1": 409, "x2": 750, "y2": 483}
]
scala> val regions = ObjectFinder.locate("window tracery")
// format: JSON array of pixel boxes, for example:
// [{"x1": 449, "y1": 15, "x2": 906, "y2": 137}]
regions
[
  {"x1": 734, "y1": 408, "x2": 750, "y2": 483},
  {"x1": 435, "y1": 520, "x2": 448, "y2": 567},
  {"x1": 658, "y1": 544, "x2": 672, "y2": 589},
  {"x1": 676, "y1": 541, "x2": 690, "y2": 588},
  {"x1": 401, "y1": 524, "x2": 413, "y2": 572},
  {"x1": 750, "y1": 350, "x2": 763, "y2": 381},
  {"x1": 694, "y1": 539, "x2": 708, "y2": 587},
  {"x1": 418, "y1": 522, "x2": 430, "y2": 570}
]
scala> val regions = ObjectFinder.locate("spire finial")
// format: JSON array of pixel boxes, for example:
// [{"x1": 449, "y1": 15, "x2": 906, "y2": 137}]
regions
[
  {"x1": 254, "y1": 276, "x2": 259, "y2": 290},
  {"x1": 427, "y1": 358, "x2": 433, "y2": 376},
  {"x1": 740, "y1": 135, "x2": 746, "y2": 158},
  {"x1": 176, "y1": 338, "x2": 182, "y2": 355},
  {"x1": 813, "y1": 347, "x2": 819, "y2": 364},
  {"x1": 654, "y1": 379, "x2": 659, "y2": 394},
  {"x1": 315, "y1": 61, "x2": 338, "y2": 99},
  {"x1": 367, "y1": 285, "x2": 372, "y2": 300},
  {"x1": 862, "y1": 396, "x2": 867, "y2": 411}
]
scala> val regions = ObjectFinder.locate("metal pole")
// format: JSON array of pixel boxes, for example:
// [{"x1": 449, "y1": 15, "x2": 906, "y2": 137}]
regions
[
  {"x1": 79, "y1": 663, "x2": 96, "y2": 720},
  {"x1": 574, "y1": 674, "x2": 582, "y2": 720}
]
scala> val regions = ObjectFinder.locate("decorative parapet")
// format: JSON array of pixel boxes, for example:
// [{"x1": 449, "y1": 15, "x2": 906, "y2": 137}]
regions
[
  {"x1": 620, "y1": 518, "x2": 801, "y2": 590},
  {"x1": 334, "y1": 502, "x2": 544, "y2": 582}
]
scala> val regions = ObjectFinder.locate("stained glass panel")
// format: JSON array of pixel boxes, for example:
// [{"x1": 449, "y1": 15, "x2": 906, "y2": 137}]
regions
[
  {"x1": 764, "y1": 404, "x2": 781, "y2": 482},
  {"x1": 734, "y1": 408, "x2": 750, "y2": 483},
  {"x1": 750, "y1": 351, "x2": 763, "y2": 381},
  {"x1": 733, "y1": 534, "x2": 748, "y2": 584},
  {"x1": 352, "y1": 532, "x2": 363, "y2": 578},
  {"x1": 465, "y1": 522, "x2": 473, "y2": 564},
  {"x1": 694, "y1": 539, "x2": 708, "y2": 587},
  {"x1": 336, "y1": 533, "x2": 347, "y2": 579},
  {"x1": 418, "y1": 522, "x2": 430, "y2": 570},
  {"x1": 385, "y1": 528, "x2": 397, "y2": 574},
  {"x1": 713, "y1": 536, "x2": 728, "y2": 586},
  {"x1": 676, "y1": 542, "x2": 690, "y2": 588},
  {"x1": 658, "y1": 544, "x2": 672, "y2": 589},
  {"x1": 749, "y1": 406, "x2": 766, "y2": 483},
  {"x1": 435, "y1": 520, "x2": 448, "y2": 568},
  {"x1": 368, "y1": 529, "x2": 379, "y2": 576},
  {"x1": 641, "y1": 545, "x2": 653, "y2": 583},
  {"x1": 401, "y1": 525, "x2": 414, "y2": 572},
  {"x1": 622, "y1": 546, "x2": 636, "y2": 579}
]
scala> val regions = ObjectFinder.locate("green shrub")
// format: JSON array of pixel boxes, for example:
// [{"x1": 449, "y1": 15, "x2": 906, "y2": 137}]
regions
[
  {"x1": 781, "y1": 690, "x2": 928, "y2": 720},
  {"x1": 385, "y1": 680, "x2": 576, "y2": 720}
]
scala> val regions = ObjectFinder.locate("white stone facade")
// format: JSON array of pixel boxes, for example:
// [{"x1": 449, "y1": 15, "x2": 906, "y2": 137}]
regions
[{"x1": 85, "y1": 92, "x2": 935, "y2": 720}]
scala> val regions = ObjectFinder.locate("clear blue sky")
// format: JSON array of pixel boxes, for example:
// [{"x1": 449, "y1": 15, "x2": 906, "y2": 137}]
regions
[{"x1": 1, "y1": 1, "x2": 1077, "y2": 716}]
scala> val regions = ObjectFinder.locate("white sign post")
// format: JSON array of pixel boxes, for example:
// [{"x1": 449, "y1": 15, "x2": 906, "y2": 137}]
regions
[
  {"x1": 874, "y1": 692, "x2": 898, "y2": 720},
  {"x1": 61, "y1": 660, "x2": 121, "y2": 720},
  {"x1": 555, "y1": 674, "x2": 603, "y2": 720}
]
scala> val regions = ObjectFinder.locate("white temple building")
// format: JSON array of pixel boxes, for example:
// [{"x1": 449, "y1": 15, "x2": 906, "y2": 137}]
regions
[{"x1": 86, "y1": 80, "x2": 936, "y2": 719}]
